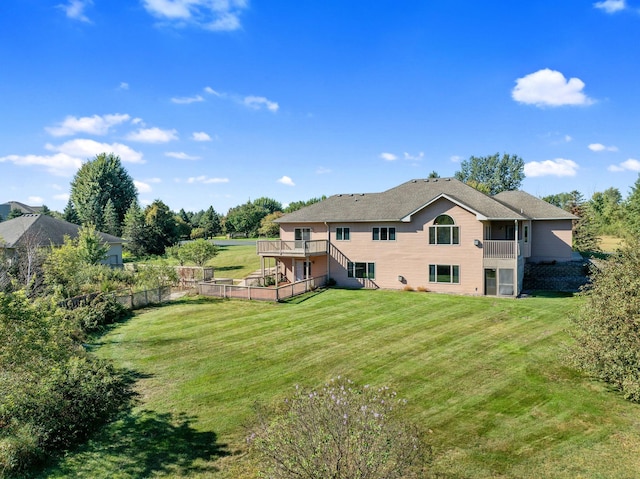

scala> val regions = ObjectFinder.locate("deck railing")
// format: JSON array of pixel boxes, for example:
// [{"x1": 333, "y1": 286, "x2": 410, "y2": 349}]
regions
[
  {"x1": 256, "y1": 239, "x2": 329, "y2": 256},
  {"x1": 483, "y1": 240, "x2": 522, "y2": 259},
  {"x1": 198, "y1": 275, "x2": 327, "y2": 301}
]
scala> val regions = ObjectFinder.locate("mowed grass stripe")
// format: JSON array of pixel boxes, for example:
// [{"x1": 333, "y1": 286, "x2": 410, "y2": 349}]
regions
[{"x1": 82, "y1": 288, "x2": 640, "y2": 478}]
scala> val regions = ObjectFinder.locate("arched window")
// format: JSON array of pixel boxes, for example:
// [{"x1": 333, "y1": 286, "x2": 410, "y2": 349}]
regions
[{"x1": 429, "y1": 214, "x2": 459, "y2": 245}]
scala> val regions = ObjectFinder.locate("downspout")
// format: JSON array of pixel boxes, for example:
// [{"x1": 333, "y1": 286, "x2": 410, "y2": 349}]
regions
[
  {"x1": 325, "y1": 222, "x2": 330, "y2": 282},
  {"x1": 514, "y1": 219, "x2": 519, "y2": 297}
]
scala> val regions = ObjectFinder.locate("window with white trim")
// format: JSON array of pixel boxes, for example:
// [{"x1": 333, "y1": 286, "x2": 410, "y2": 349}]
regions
[
  {"x1": 347, "y1": 262, "x2": 375, "y2": 279},
  {"x1": 429, "y1": 264, "x2": 460, "y2": 284},
  {"x1": 336, "y1": 227, "x2": 350, "y2": 241},
  {"x1": 295, "y1": 228, "x2": 311, "y2": 241},
  {"x1": 429, "y1": 215, "x2": 459, "y2": 245},
  {"x1": 372, "y1": 227, "x2": 396, "y2": 241}
]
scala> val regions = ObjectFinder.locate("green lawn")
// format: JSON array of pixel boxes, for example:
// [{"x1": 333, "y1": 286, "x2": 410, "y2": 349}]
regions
[{"x1": 39, "y1": 290, "x2": 640, "y2": 478}]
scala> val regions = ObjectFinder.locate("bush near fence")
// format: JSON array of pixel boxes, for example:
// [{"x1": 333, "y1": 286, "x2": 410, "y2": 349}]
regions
[{"x1": 60, "y1": 286, "x2": 173, "y2": 311}]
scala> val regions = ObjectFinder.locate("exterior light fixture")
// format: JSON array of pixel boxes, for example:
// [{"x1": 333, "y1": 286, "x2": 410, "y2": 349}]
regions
[{"x1": 474, "y1": 239, "x2": 481, "y2": 247}]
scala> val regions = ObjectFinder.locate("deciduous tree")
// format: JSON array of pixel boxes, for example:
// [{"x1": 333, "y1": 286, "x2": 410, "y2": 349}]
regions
[{"x1": 454, "y1": 152, "x2": 525, "y2": 195}]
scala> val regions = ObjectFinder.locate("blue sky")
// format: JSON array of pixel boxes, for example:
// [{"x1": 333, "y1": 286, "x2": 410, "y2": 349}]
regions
[{"x1": 1, "y1": 0, "x2": 639, "y2": 214}]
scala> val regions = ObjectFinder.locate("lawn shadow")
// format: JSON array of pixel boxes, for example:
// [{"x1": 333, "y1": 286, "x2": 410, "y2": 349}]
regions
[
  {"x1": 215, "y1": 265, "x2": 244, "y2": 272},
  {"x1": 39, "y1": 409, "x2": 230, "y2": 478}
]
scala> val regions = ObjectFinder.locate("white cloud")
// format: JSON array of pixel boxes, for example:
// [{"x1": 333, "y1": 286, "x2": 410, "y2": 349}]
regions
[
  {"x1": 46, "y1": 139, "x2": 145, "y2": 163},
  {"x1": 191, "y1": 131, "x2": 212, "y2": 142},
  {"x1": 316, "y1": 167, "x2": 332, "y2": 174},
  {"x1": 380, "y1": 152, "x2": 398, "y2": 161},
  {"x1": 165, "y1": 151, "x2": 201, "y2": 160},
  {"x1": 119, "y1": 82, "x2": 129, "y2": 90},
  {"x1": 54, "y1": 193, "x2": 70, "y2": 201},
  {"x1": 404, "y1": 152, "x2": 424, "y2": 161},
  {"x1": 46, "y1": 113, "x2": 131, "y2": 137},
  {"x1": 204, "y1": 86, "x2": 221, "y2": 96},
  {"x1": 186, "y1": 175, "x2": 229, "y2": 184},
  {"x1": 512, "y1": 69, "x2": 594, "y2": 107},
  {"x1": 450, "y1": 155, "x2": 463, "y2": 163},
  {"x1": 277, "y1": 176, "x2": 295, "y2": 186},
  {"x1": 0, "y1": 153, "x2": 82, "y2": 176},
  {"x1": 28, "y1": 196, "x2": 44, "y2": 204},
  {"x1": 142, "y1": 0, "x2": 248, "y2": 31},
  {"x1": 244, "y1": 96, "x2": 279, "y2": 112},
  {"x1": 134, "y1": 180, "x2": 153, "y2": 193},
  {"x1": 58, "y1": 0, "x2": 92, "y2": 23},
  {"x1": 608, "y1": 158, "x2": 640, "y2": 172},
  {"x1": 171, "y1": 95, "x2": 205, "y2": 104},
  {"x1": 588, "y1": 143, "x2": 619, "y2": 152},
  {"x1": 524, "y1": 158, "x2": 579, "y2": 177},
  {"x1": 594, "y1": 0, "x2": 626, "y2": 13},
  {"x1": 565, "y1": 135, "x2": 573, "y2": 142},
  {"x1": 126, "y1": 127, "x2": 178, "y2": 143}
]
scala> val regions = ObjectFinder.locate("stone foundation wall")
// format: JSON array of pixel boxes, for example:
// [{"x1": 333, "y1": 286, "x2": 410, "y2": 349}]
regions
[{"x1": 523, "y1": 260, "x2": 591, "y2": 292}]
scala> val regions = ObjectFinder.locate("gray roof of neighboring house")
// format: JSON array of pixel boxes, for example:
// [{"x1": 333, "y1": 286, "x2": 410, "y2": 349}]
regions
[
  {"x1": 277, "y1": 178, "x2": 576, "y2": 224},
  {"x1": 0, "y1": 214, "x2": 123, "y2": 249},
  {"x1": 0, "y1": 201, "x2": 41, "y2": 219}
]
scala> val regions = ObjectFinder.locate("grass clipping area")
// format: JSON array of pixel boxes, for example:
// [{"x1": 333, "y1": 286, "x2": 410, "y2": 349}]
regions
[{"x1": 41, "y1": 289, "x2": 640, "y2": 478}]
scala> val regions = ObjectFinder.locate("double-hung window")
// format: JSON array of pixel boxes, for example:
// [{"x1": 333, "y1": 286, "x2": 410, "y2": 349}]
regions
[
  {"x1": 429, "y1": 264, "x2": 460, "y2": 284},
  {"x1": 336, "y1": 227, "x2": 350, "y2": 241},
  {"x1": 429, "y1": 215, "x2": 459, "y2": 245},
  {"x1": 372, "y1": 227, "x2": 396, "y2": 241},
  {"x1": 347, "y1": 262, "x2": 375, "y2": 279}
]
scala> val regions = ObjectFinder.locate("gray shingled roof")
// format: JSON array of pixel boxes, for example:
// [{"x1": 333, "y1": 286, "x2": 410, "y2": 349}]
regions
[
  {"x1": 277, "y1": 178, "x2": 548, "y2": 223},
  {"x1": 0, "y1": 214, "x2": 122, "y2": 248},
  {"x1": 493, "y1": 190, "x2": 578, "y2": 220}
]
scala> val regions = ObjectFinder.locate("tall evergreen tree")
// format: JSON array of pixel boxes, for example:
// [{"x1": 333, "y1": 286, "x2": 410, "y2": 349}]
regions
[
  {"x1": 122, "y1": 201, "x2": 148, "y2": 257},
  {"x1": 70, "y1": 153, "x2": 137, "y2": 230},
  {"x1": 63, "y1": 199, "x2": 80, "y2": 225},
  {"x1": 199, "y1": 206, "x2": 221, "y2": 239},
  {"x1": 569, "y1": 190, "x2": 600, "y2": 253},
  {"x1": 102, "y1": 199, "x2": 120, "y2": 236}
]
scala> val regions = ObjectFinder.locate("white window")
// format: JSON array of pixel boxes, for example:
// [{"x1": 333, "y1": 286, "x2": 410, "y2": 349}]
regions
[
  {"x1": 429, "y1": 215, "x2": 459, "y2": 245},
  {"x1": 372, "y1": 227, "x2": 396, "y2": 241},
  {"x1": 429, "y1": 264, "x2": 460, "y2": 283},
  {"x1": 347, "y1": 262, "x2": 375, "y2": 279},
  {"x1": 336, "y1": 227, "x2": 350, "y2": 241}
]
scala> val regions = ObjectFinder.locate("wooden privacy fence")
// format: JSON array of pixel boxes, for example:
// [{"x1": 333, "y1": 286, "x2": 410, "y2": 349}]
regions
[
  {"x1": 113, "y1": 286, "x2": 172, "y2": 309},
  {"x1": 60, "y1": 286, "x2": 172, "y2": 310},
  {"x1": 198, "y1": 275, "x2": 327, "y2": 301}
]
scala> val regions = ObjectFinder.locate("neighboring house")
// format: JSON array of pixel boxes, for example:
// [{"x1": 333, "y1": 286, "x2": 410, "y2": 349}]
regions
[
  {"x1": 0, "y1": 214, "x2": 124, "y2": 266},
  {"x1": 256, "y1": 178, "x2": 577, "y2": 297},
  {"x1": 0, "y1": 201, "x2": 41, "y2": 220}
]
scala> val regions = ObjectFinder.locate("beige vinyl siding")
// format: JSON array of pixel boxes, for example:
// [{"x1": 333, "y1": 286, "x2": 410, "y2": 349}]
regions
[
  {"x1": 326, "y1": 198, "x2": 484, "y2": 294},
  {"x1": 530, "y1": 220, "x2": 574, "y2": 262}
]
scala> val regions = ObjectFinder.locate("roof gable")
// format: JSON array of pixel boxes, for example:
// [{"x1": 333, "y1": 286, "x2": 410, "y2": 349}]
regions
[{"x1": 277, "y1": 178, "x2": 529, "y2": 224}]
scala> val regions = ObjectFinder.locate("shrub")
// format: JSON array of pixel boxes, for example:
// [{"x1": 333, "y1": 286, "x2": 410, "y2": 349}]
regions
[
  {"x1": 570, "y1": 238, "x2": 640, "y2": 401},
  {"x1": 250, "y1": 377, "x2": 429, "y2": 479},
  {"x1": 0, "y1": 292, "x2": 134, "y2": 475},
  {"x1": 61, "y1": 293, "x2": 128, "y2": 334}
]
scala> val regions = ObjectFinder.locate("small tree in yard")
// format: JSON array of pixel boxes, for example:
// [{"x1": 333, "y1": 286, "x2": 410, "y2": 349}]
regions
[
  {"x1": 570, "y1": 237, "x2": 640, "y2": 401},
  {"x1": 172, "y1": 239, "x2": 218, "y2": 267},
  {"x1": 250, "y1": 377, "x2": 429, "y2": 479}
]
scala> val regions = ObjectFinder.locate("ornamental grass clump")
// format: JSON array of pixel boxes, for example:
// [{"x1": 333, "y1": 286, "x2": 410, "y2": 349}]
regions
[{"x1": 250, "y1": 377, "x2": 429, "y2": 479}]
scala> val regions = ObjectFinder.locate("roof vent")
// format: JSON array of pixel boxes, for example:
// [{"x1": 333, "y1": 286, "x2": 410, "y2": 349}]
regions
[
  {"x1": 424, "y1": 179, "x2": 429, "y2": 182},
  {"x1": 445, "y1": 178, "x2": 450, "y2": 181}
]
